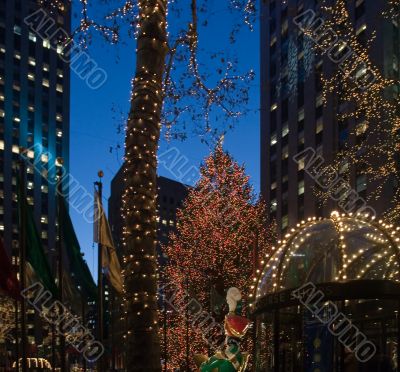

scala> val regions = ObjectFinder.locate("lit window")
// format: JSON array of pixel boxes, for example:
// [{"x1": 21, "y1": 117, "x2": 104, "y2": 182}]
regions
[
  {"x1": 282, "y1": 146, "x2": 289, "y2": 159},
  {"x1": 27, "y1": 181, "x2": 34, "y2": 190},
  {"x1": 29, "y1": 32, "x2": 36, "y2": 42},
  {"x1": 56, "y1": 114, "x2": 62, "y2": 122},
  {"x1": 270, "y1": 133, "x2": 277, "y2": 146},
  {"x1": 316, "y1": 119, "x2": 323, "y2": 134},
  {"x1": 13, "y1": 117, "x2": 20, "y2": 123},
  {"x1": 0, "y1": 110, "x2": 4, "y2": 118},
  {"x1": 282, "y1": 215, "x2": 288, "y2": 230},
  {"x1": 271, "y1": 103, "x2": 278, "y2": 111},
  {"x1": 13, "y1": 25, "x2": 22, "y2": 35},
  {"x1": 43, "y1": 39, "x2": 51, "y2": 49},
  {"x1": 339, "y1": 161, "x2": 349, "y2": 174},
  {"x1": 28, "y1": 73, "x2": 35, "y2": 81},
  {"x1": 29, "y1": 58, "x2": 36, "y2": 66},
  {"x1": 56, "y1": 84, "x2": 63, "y2": 93},
  {"x1": 14, "y1": 52, "x2": 21, "y2": 60},
  {"x1": 41, "y1": 185, "x2": 48, "y2": 193},
  {"x1": 298, "y1": 109, "x2": 305, "y2": 121},
  {"x1": 42, "y1": 79, "x2": 50, "y2": 88},
  {"x1": 57, "y1": 129, "x2": 63, "y2": 137},
  {"x1": 271, "y1": 200, "x2": 277, "y2": 212},
  {"x1": 282, "y1": 123, "x2": 289, "y2": 137},
  {"x1": 356, "y1": 175, "x2": 367, "y2": 193},
  {"x1": 298, "y1": 180, "x2": 305, "y2": 195},
  {"x1": 43, "y1": 64, "x2": 49, "y2": 72},
  {"x1": 356, "y1": 121, "x2": 368, "y2": 136},
  {"x1": 356, "y1": 24, "x2": 367, "y2": 35},
  {"x1": 0, "y1": 47, "x2": 5, "y2": 53},
  {"x1": 298, "y1": 131, "x2": 305, "y2": 145},
  {"x1": 316, "y1": 95, "x2": 323, "y2": 107},
  {"x1": 298, "y1": 158, "x2": 305, "y2": 171}
]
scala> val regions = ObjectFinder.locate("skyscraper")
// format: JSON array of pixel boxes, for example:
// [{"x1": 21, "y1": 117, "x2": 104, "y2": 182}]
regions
[
  {"x1": 260, "y1": 0, "x2": 399, "y2": 234},
  {"x1": 0, "y1": 1, "x2": 70, "y2": 260}
]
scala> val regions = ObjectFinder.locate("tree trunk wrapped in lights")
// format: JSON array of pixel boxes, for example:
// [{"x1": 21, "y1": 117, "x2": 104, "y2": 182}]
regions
[
  {"x1": 45, "y1": 0, "x2": 257, "y2": 369},
  {"x1": 122, "y1": 1, "x2": 167, "y2": 370}
]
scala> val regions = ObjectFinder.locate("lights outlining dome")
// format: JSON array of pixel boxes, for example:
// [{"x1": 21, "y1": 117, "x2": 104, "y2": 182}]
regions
[{"x1": 252, "y1": 212, "x2": 400, "y2": 302}]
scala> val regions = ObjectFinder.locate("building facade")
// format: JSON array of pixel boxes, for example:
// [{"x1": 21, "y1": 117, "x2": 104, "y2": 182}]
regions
[
  {"x1": 0, "y1": 0, "x2": 70, "y2": 259},
  {"x1": 260, "y1": 0, "x2": 400, "y2": 234},
  {"x1": 0, "y1": 0, "x2": 70, "y2": 354}
]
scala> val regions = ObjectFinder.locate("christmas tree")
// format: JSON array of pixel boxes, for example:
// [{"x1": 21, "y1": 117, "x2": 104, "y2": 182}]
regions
[{"x1": 161, "y1": 145, "x2": 274, "y2": 370}]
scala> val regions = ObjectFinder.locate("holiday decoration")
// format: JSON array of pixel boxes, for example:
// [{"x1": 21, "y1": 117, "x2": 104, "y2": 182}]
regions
[
  {"x1": 162, "y1": 145, "x2": 274, "y2": 370},
  {"x1": 196, "y1": 287, "x2": 250, "y2": 372},
  {"x1": 40, "y1": 0, "x2": 258, "y2": 368},
  {"x1": 300, "y1": 0, "x2": 400, "y2": 220},
  {"x1": 0, "y1": 296, "x2": 15, "y2": 343}
]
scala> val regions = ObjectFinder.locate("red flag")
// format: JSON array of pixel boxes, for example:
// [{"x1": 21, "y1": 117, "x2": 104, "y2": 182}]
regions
[{"x1": 0, "y1": 238, "x2": 21, "y2": 300}]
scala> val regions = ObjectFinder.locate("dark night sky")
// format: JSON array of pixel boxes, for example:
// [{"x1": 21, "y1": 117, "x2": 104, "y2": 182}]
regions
[{"x1": 69, "y1": 2, "x2": 260, "y2": 279}]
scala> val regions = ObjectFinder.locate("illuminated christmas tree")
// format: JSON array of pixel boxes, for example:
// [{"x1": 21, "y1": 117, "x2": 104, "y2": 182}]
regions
[{"x1": 161, "y1": 145, "x2": 274, "y2": 370}]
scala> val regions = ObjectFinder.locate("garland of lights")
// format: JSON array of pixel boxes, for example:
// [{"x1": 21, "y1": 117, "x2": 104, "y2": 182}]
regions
[{"x1": 251, "y1": 210, "x2": 400, "y2": 304}]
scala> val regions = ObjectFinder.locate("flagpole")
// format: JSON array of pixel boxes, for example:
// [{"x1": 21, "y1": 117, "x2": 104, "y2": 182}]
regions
[
  {"x1": 56, "y1": 158, "x2": 66, "y2": 372},
  {"x1": 51, "y1": 323, "x2": 56, "y2": 372},
  {"x1": 14, "y1": 297, "x2": 19, "y2": 372},
  {"x1": 81, "y1": 298, "x2": 87, "y2": 372},
  {"x1": 18, "y1": 156, "x2": 27, "y2": 372},
  {"x1": 111, "y1": 289, "x2": 116, "y2": 371},
  {"x1": 95, "y1": 171, "x2": 104, "y2": 372}
]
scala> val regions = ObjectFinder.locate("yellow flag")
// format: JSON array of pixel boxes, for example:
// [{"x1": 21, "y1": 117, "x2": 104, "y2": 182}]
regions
[{"x1": 95, "y1": 192, "x2": 124, "y2": 293}]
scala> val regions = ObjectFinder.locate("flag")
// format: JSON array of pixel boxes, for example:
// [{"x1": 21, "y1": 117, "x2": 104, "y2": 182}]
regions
[
  {"x1": 63, "y1": 269, "x2": 83, "y2": 315},
  {"x1": 24, "y1": 198, "x2": 59, "y2": 298},
  {"x1": 0, "y1": 238, "x2": 20, "y2": 300},
  {"x1": 94, "y1": 192, "x2": 123, "y2": 293},
  {"x1": 60, "y1": 199, "x2": 97, "y2": 301},
  {"x1": 17, "y1": 180, "x2": 59, "y2": 298}
]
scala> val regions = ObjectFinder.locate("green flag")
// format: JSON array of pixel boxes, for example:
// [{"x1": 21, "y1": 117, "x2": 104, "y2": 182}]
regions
[
  {"x1": 19, "y1": 193, "x2": 59, "y2": 298},
  {"x1": 60, "y1": 199, "x2": 97, "y2": 301}
]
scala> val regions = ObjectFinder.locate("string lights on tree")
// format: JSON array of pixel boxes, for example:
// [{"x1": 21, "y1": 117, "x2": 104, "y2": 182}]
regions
[
  {"x1": 45, "y1": 0, "x2": 257, "y2": 369},
  {"x1": 300, "y1": 0, "x2": 400, "y2": 221},
  {"x1": 162, "y1": 145, "x2": 274, "y2": 370}
]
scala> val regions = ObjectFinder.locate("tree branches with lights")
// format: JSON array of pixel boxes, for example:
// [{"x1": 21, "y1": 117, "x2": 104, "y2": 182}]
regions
[
  {"x1": 302, "y1": 0, "x2": 400, "y2": 220},
  {"x1": 40, "y1": 0, "x2": 257, "y2": 369},
  {"x1": 161, "y1": 145, "x2": 274, "y2": 370}
]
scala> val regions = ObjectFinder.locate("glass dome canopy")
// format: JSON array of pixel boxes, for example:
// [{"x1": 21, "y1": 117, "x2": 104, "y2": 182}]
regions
[{"x1": 254, "y1": 212, "x2": 400, "y2": 300}]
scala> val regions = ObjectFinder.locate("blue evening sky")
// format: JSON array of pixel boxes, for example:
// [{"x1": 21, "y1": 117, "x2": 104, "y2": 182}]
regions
[{"x1": 69, "y1": 2, "x2": 260, "y2": 278}]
